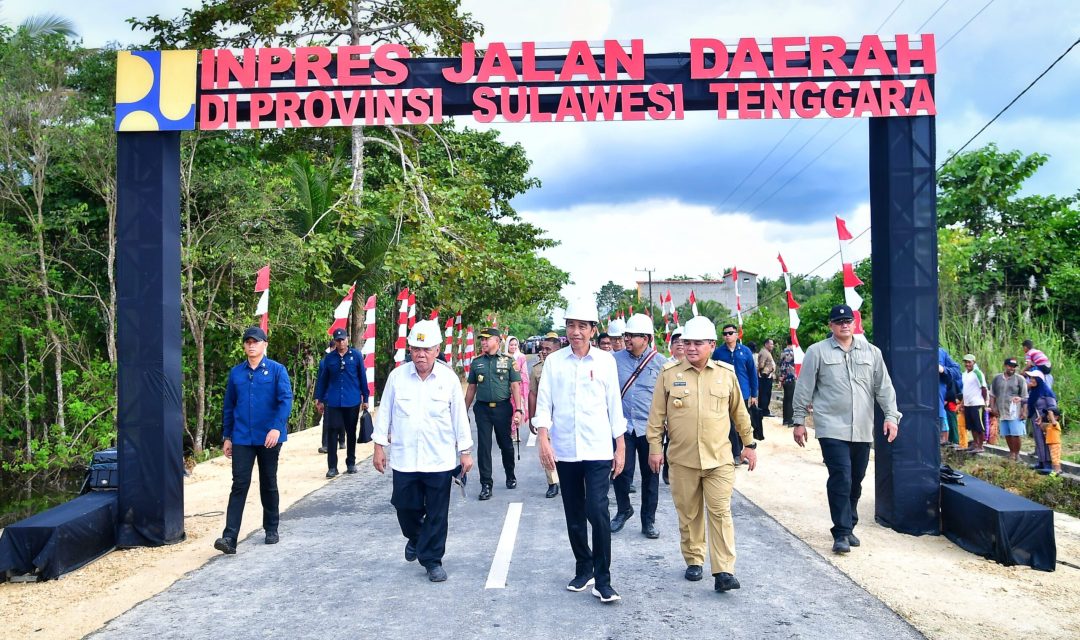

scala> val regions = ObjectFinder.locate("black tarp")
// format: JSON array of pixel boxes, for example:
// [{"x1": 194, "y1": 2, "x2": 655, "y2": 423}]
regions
[
  {"x1": 0, "y1": 491, "x2": 117, "y2": 581},
  {"x1": 941, "y1": 475, "x2": 1056, "y2": 571}
]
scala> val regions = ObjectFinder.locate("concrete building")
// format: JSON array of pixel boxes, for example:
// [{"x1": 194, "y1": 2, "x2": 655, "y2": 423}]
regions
[{"x1": 637, "y1": 273, "x2": 759, "y2": 316}]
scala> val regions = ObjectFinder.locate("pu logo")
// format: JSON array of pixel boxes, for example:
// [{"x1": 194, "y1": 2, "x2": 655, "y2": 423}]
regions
[{"x1": 115, "y1": 51, "x2": 197, "y2": 131}]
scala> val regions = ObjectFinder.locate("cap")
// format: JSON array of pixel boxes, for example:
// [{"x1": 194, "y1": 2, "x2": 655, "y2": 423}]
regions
[
  {"x1": 624, "y1": 313, "x2": 653, "y2": 335},
  {"x1": 607, "y1": 318, "x2": 626, "y2": 336},
  {"x1": 1025, "y1": 369, "x2": 1045, "y2": 380},
  {"x1": 478, "y1": 327, "x2": 502, "y2": 339},
  {"x1": 962, "y1": 353, "x2": 976, "y2": 362},
  {"x1": 242, "y1": 327, "x2": 267, "y2": 342},
  {"x1": 544, "y1": 331, "x2": 560, "y2": 339},
  {"x1": 408, "y1": 320, "x2": 442, "y2": 348},
  {"x1": 332, "y1": 328, "x2": 348, "y2": 340},
  {"x1": 670, "y1": 325, "x2": 685, "y2": 339},
  {"x1": 682, "y1": 316, "x2": 717, "y2": 341},
  {"x1": 564, "y1": 299, "x2": 599, "y2": 323},
  {"x1": 1004, "y1": 357, "x2": 1019, "y2": 367},
  {"x1": 829, "y1": 304, "x2": 855, "y2": 322}
]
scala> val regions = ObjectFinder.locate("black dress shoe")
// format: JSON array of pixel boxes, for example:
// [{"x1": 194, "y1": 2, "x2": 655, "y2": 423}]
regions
[
  {"x1": 264, "y1": 531, "x2": 279, "y2": 545},
  {"x1": 684, "y1": 565, "x2": 703, "y2": 581},
  {"x1": 642, "y1": 523, "x2": 659, "y2": 539},
  {"x1": 213, "y1": 537, "x2": 236, "y2": 555},
  {"x1": 627, "y1": 484, "x2": 637, "y2": 494},
  {"x1": 662, "y1": 467, "x2": 669, "y2": 485},
  {"x1": 346, "y1": 465, "x2": 357, "y2": 474},
  {"x1": 338, "y1": 442, "x2": 346, "y2": 450},
  {"x1": 832, "y1": 537, "x2": 851, "y2": 554},
  {"x1": 326, "y1": 469, "x2": 339, "y2": 478},
  {"x1": 318, "y1": 447, "x2": 328, "y2": 454},
  {"x1": 546, "y1": 484, "x2": 560, "y2": 498},
  {"x1": 847, "y1": 533, "x2": 860, "y2": 547},
  {"x1": 714, "y1": 572, "x2": 741, "y2": 592},
  {"x1": 405, "y1": 540, "x2": 417, "y2": 562},
  {"x1": 506, "y1": 478, "x2": 517, "y2": 489},
  {"x1": 610, "y1": 508, "x2": 634, "y2": 533},
  {"x1": 478, "y1": 485, "x2": 493, "y2": 501},
  {"x1": 427, "y1": 565, "x2": 447, "y2": 582}
]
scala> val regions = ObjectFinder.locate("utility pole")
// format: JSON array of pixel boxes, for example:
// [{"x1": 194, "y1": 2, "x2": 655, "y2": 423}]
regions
[{"x1": 635, "y1": 266, "x2": 655, "y2": 316}]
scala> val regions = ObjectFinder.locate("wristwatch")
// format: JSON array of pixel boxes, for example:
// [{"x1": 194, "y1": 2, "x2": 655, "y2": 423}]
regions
[
  {"x1": 459, "y1": 449, "x2": 472, "y2": 455},
  {"x1": 744, "y1": 442, "x2": 758, "y2": 450}
]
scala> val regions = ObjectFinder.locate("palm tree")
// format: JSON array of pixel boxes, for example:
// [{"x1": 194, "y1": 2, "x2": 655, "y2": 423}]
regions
[{"x1": 2, "y1": 2, "x2": 76, "y2": 38}]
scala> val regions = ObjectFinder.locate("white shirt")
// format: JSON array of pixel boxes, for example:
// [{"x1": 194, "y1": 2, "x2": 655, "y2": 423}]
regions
[
  {"x1": 373, "y1": 362, "x2": 473, "y2": 472},
  {"x1": 962, "y1": 369, "x2": 987, "y2": 407},
  {"x1": 532, "y1": 345, "x2": 626, "y2": 461}
]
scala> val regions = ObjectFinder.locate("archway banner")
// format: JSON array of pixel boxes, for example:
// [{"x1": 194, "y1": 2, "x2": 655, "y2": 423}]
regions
[{"x1": 115, "y1": 35, "x2": 936, "y2": 132}]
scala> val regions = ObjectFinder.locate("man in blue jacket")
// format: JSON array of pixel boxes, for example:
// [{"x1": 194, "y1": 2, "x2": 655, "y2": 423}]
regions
[
  {"x1": 315, "y1": 327, "x2": 369, "y2": 477},
  {"x1": 214, "y1": 326, "x2": 294, "y2": 555},
  {"x1": 712, "y1": 324, "x2": 758, "y2": 463}
]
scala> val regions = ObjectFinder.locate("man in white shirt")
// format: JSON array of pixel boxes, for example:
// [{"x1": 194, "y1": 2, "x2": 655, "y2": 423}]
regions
[
  {"x1": 534, "y1": 300, "x2": 627, "y2": 604},
  {"x1": 373, "y1": 320, "x2": 473, "y2": 583},
  {"x1": 960, "y1": 354, "x2": 989, "y2": 452}
]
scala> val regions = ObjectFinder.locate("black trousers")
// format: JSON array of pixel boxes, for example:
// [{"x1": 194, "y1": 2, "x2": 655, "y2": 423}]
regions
[
  {"x1": 782, "y1": 380, "x2": 796, "y2": 425},
  {"x1": 963, "y1": 405, "x2": 985, "y2": 435},
  {"x1": 758, "y1": 376, "x2": 773, "y2": 415},
  {"x1": 324, "y1": 404, "x2": 360, "y2": 470},
  {"x1": 613, "y1": 433, "x2": 659, "y2": 526},
  {"x1": 392, "y1": 469, "x2": 453, "y2": 569},
  {"x1": 223, "y1": 443, "x2": 281, "y2": 541},
  {"x1": 818, "y1": 438, "x2": 871, "y2": 540},
  {"x1": 322, "y1": 421, "x2": 346, "y2": 448},
  {"x1": 556, "y1": 460, "x2": 613, "y2": 588},
  {"x1": 474, "y1": 401, "x2": 515, "y2": 487}
]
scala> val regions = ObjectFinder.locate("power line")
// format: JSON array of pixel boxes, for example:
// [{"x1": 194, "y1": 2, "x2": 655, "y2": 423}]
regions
[
  {"x1": 939, "y1": 36, "x2": 1080, "y2": 170},
  {"x1": 915, "y1": 0, "x2": 952, "y2": 32},
  {"x1": 938, "y1": 0, "x2": 996, "y2": 51},
  {"x1": 873, "y1": 0, "x2": 907, "y2": 33},
  {"x1": 733, "y1": 123, "x2": 830, "y2": 212},
  {"x1": 716, "y1": 125, "x2": 797, "y2": 210},
  {"x1": 745, "y1": 122, "x2": 858, "y2": 216}
]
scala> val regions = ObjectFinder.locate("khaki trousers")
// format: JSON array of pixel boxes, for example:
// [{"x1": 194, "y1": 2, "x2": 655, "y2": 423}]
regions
[{"x1": 669, "y1": 462, "x2": 736, "y2": 574}]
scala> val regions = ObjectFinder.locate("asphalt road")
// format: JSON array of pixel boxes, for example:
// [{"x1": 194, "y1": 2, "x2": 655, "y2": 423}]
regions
[{"x1": 92, "y1": 400, "x2": 922, "y2": 640}]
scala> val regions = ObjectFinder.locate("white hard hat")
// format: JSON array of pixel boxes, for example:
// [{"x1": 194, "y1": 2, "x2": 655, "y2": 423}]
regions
[
  {"x1": 564, "y1": 299, "x2": 599, "y2": 323},
  {"x1": 681, "y1": 316, "x2": 717, "y2": 341},
  {"x1": 670, "y1": 325, "x2": 685, "y2": 339},
  {"x1": 624, "y1": 313, "x2": 653, "y2": 335},
  {"x1": 407, "y1": 320, "x2": 442, "y2": 348},
  {"x1": 607, "y1": 318, "x2": 626, "y2": 336}
]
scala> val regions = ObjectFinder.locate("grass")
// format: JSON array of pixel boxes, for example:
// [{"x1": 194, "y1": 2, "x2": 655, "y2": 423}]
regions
[{"x1": 943, "y1": 449, "x2": 1080, "y2": 518}]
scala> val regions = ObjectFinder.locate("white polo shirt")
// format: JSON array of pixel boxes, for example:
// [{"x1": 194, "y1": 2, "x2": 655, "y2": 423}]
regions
[
  {"x1": 532, "y1": 345, "x2": 626, "y2": 462},
  {"x1": 373, "y1": 362, "x2": 473, "y2": 472}
]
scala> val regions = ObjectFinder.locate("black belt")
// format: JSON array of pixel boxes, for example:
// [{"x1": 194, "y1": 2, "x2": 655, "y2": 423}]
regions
[{"x1": 480, "y1": 400, "x2": 510, "y2": 407}]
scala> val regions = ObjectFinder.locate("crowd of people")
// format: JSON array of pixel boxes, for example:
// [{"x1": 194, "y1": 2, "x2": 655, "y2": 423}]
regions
[{"x1": 209, "y1": 303, "x2": 1064, "y2": 602}]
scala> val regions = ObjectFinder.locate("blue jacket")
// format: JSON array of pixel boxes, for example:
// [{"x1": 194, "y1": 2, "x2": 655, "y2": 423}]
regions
[
  {"x1": 712, "y1": 343, "x2": 758, "y2": 400},
  {"x1": 223, "y1": 356, "x2": 293, "y2": 446},
  {"x1": 938, "y1": 348, "x2": 962, "y2": 420},
  {"x1": 614, "y1": 347, "x2": 665, "y2": 436},
  {"x1": 315, "y1": 347, "x2": 369, "y2": 408}
]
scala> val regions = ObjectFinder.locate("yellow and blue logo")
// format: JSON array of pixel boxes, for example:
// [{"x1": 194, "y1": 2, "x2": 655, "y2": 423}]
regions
[{"x1": 115, "y1": 50, "x2": 197, "y2": 132}]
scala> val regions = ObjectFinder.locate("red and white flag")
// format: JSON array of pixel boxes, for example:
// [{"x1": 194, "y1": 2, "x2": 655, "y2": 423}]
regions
[
  {"x1": 454, "y1": 311, "x2": 463, "y2": 368},
  {"x1": 464, "y1": 326, "x2": 475, "y2": 375},
  {"x1": 407, "y1": 292, "x2": 417, "y2": 330},
  {"x1": 731, "y1": 267, "x2": 743, "y2": 339},
  {"x1": 443, "y1": 316, "x2": 455, "y2": 362},
  {"x1": 689, "y1": 289, "x2": 699, "y2": 317},
  {"x1": 360, "y1": 295, "x2": 377, "y2": 403},
  {"x1": 835, "y1": 215, "x2": 865, "y2": 334},
  {"x1": 777, "y1": 254, "x2": 805, "y2": 377},
  {"x1": 327, "y1": 283, "x2": 355, "y2": 336},
  {"x1": 394, "y1": 288, "x2": 409, "y2": 367},
  {"x1": 254, "y1": 264, "x2": 270, "y2": 333}
]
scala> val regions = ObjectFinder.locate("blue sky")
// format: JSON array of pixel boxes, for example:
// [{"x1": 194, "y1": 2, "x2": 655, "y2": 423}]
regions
[{"x1": 11, "y1": 0, "x2": 1079, "y2": 305}]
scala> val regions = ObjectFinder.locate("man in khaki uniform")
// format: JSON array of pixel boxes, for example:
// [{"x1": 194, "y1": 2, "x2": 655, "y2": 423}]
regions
[
  {"x1": 647, "y1": 316, "x2": 757, "y2": 593},
  {"x1": 528, "y1": 332, "x2": 562, "y2": 498}
]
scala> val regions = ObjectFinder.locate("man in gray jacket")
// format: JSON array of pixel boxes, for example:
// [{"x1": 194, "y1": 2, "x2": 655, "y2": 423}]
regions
[{"x1": 791, "y1": 305, "x2": 902, "y2": 554}]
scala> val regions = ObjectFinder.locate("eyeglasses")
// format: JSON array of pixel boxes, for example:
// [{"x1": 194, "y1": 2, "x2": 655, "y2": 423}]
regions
[
  {"x1": 831, "y1": 319, "x2": 855, "y2": 326},
  {"x1": 722, "y1": 331, "x2": 737, "y2": 336}
]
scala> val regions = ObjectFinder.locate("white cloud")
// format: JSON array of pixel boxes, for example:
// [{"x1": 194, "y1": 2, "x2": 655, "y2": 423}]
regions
[{"x1": 522, "y1": 198, "x2": 871, "y2": 304}]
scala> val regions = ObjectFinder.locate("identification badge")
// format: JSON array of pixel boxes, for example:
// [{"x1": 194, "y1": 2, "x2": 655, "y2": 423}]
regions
[
  {"x1": 478, "y1": 374, "x2": 485, "y2": 383},
  {"x1": 673, "y1": 381, "x2": 687, "y2": 387}
]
